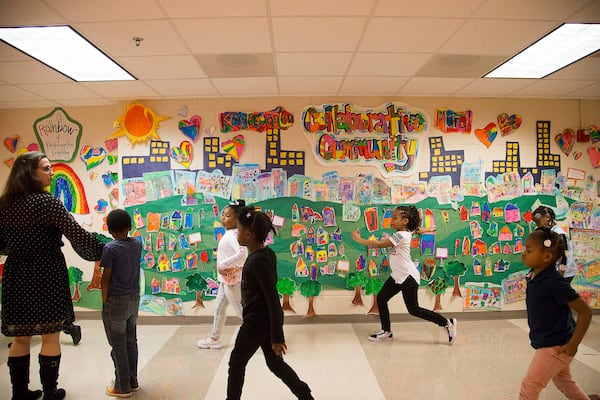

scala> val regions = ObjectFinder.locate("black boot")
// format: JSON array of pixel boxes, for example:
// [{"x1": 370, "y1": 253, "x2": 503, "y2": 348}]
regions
[
  {"x1": 7, "y1": 354, "x2": 43, "y2": 400},
  {"x1": 64, "y1": 324, "x2": 82, "y2": 346},
  {"x1": 38, "y1": 354, "x2": 66, "y2": 400}
]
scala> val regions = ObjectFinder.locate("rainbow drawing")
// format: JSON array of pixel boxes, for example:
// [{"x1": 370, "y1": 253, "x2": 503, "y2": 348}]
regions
[{"x1": 50, "y1": 162, "x2": 90, "y2": 214}]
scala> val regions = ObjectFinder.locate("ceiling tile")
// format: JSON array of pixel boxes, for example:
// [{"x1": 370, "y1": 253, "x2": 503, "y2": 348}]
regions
[
  {"x1": 16, "y1": 83, "x2": 102, "y2": 100},
  {"x1": 349, "y1": 53, "x2": 432, "y2": 76},
  {"x1": 279, "y1": 77, "x2": 343, "y2": 95},
  {"x1": 416, "y1": 54, "x2": 507, "y2": 78},
  {"x1": 212, "y1": 77, "x2": 278, "y2": 96},
  {"x1": 270, "y1": 0, "x2": 375, "y2": 16},
  {"x1": 547, "y1": 57, "x2": 600, "y2": 80},
  {"x1": 0, "y1": 0, "x2": 65, "y2": 25},
  {"x1": 375, "y1": 0, "x2": 485, "y2": 17},
  {"x1": 398, "y1": 77, "x2": 474, "y2": 95},
  {"x1": 277, "y1": 53, "x2": 353, "y2": 76},
  {"x1": 159, "y1": 0, "x2": 267, "y2": 18},
  {"x1": 0, "y1": 42, "x2": 33, "y2": 62},
  {"x1": 272, "y1": 17, "x2": 366, "y2": 52},
  {"x1": 511, "y1": 79, "x2": 596, "y2": 97},
  {"x1": 75, "y1": 21, "x2": 189, "y2": 57},
  {"x1": 456, "y1": 78, "x2": 537, "y2": 96},
  {"x1": 567, "y1": 0, "x2": 600, "y2": 22},
  {"x1": 360, "y1": 18, "x2": 464, "y2": 52},
  {"x1": 0, "y1": 100, "x2": 60, "y2": 108},
  {"x1": 175, "y1": 18, "x2": 271, "y2": 54},
  {"x1": 120, "y1": 55, "x2": 207, "y2": 80},
  {"x1": 561, "y1": 82, "x2": 600, "y2": 98},
  {"x1": 197, "y1": 53, "x2": 273, "y2": 78},
  {"x1": 145, "y1": 79, "x2": 218, "y2": 97},
  {"x1": 339, "y1": 76, "x2": 409, "y2": 95},
  {"x1": 59, "y1": 98, "x2": 116, "y2": 107},
  {"x1": 440, "y1": 19, "x2": 558, "y2": 55},
  {"x1": 0, "y1": 85, "x2": 45, "y2": 102},
  {"x1": 48, "y1": 0, "x2": 166, "y2": 21},
  {"x1": 0, "y1": 61, "x2": 71, "y2": 85},
  {"x1": 473, "y1": 0, "x2": 592, "y2": 20},
  {"x1": 80, "y1": 81, "x2": 160, "y2": 99}
]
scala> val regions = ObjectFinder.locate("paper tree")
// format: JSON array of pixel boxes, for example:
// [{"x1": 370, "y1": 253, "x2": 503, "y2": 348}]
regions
[
  {"x1": 428, "y1": 277, "x2": 448, "y2": 311},
  {"x1": 345, "y1": 271, "x2": 368, "y2": 306},
  {"x1": 300, "y1": 279, "x2": 322, "y2": 318},
  {"x1": 444, "y1": 260, "x2": 467, "y2": 298},
  {"x1": 276, "y1": 277, "x2": 297, "y2": 314},
  {"x1": 185, "y1": 272, "x2": 207, "y2": 308},
  {"x1": 68, "y1": 266, "x2": 83, "y2": 302},
  {"x1": 365, "y1": 277, "x2": 384, "y2": 315}
]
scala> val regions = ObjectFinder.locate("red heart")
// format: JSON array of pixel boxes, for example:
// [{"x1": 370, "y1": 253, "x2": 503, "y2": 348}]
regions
[
  {"x1": 554, "y1": 129, "x2": 575, "y2": 156},
  {"x1": 3, "y1": 135, "x2": 19, "y2": 153}
]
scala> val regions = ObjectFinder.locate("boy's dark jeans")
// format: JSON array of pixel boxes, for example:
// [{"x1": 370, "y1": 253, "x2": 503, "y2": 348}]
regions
[
  {"x1": 102, "y1": 293, "x2": 140, "y2": 393},
  {"x1": 227, "y1": 321, "x2": 313, "y2": 400}
]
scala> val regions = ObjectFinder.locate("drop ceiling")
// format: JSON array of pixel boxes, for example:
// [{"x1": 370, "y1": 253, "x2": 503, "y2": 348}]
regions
[{"x1": 0, "y1": 0, "x2": 599, "y2": 109}]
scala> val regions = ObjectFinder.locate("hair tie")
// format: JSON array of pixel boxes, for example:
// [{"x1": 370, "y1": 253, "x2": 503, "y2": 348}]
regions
[
  {"x1": 543, "y1": 239, "x2": 551, "y2": 248},
  {"x1": 246, "y1": 212, "x2": 252, "y2": 218}
]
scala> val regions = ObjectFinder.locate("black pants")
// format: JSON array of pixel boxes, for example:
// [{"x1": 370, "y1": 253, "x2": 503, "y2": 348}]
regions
[
  {"x1": 378, "y1": 275, "x2": 448, "y2": 332},
  {"x1": 227, "y1": 320, "x2": 312, "y2": 400}
]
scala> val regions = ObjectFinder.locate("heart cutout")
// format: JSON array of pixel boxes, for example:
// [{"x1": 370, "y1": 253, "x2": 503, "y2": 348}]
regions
[
  {"x1": 171, "y1": 140, "x2": 193, "y2": 168},
  {"x1": 4, "y1": 158, "x2": 14, "y2": 168},
  {"x1": 27, "y1": 143, "x2": 39, "y2": 152},
  {"x1": 205, "y1": 126, "x2": 215, "y2": 136},
  {"x1": 555, "y1": 128, "x2": 575, "y2": 156},
  {"x1": 3, "y1": 135, "x2": 19, "y2": 153},
  {"x1": 104, "y1": 138, "x2": 118, "y2": 152},
  {"x1": 221, "y1": 134, "x2": 245, "y2": 161},
  {"x1": 80, "y1": 145, "x2": 107, "y2": 170},
  {"x1": 497, "y1": 113, "x2": 522, "y2": 136},
  {"x1": 475, "y1": 123, "x2": 498, "y2": 148},
  {"x1": 177, "y1": 105, "x2": 188, "y2": 117},
  {"x1": 573, "y1": 151, "x2": 582, "y2": 160},
  {"x1": 178, "y1": 115, "x2": 201, "y2": 142}
]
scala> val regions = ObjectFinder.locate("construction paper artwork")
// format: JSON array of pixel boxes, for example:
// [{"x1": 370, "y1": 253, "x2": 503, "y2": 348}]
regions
[
  {"x1": 4, "y1": 158, "x2": 14, "y2": 168},
  {"x1": 4, "y1": 135, "x2": 19, "y2": 152},
  {"x1": 50, "y1": 163, "x2": 90, "y2": 214},
  {"x1": 110, "y1": 102, "x2": 169, "y2": 146},
  {"x1": 497, "y1": 113, "x2": 522, "y2": 136},
  {"x1": 221, "y1": 134, "x2": 245, "y2": 161},
  {"x1": 79, "y1": 145, "x2": 106, "y2": 170},
  {"x1": 178, "y1": 115, "x2": 202, "y2": 142},
  {"x1": 588, "y1": 146, "x2": 600, "y2": 168},
  {"x1": 554, "y1": 128, "x2": 575, "y2": 156},
  {"x1": 475, "y1": 123, "x2": 498, "y2": 148},
  {"x1": 33, "y1": 107, "x2": 82, "y2": 162},
  {"x1": 171, "y1": 140, "x2": 193, "y2": 168},
  {"x1": 434, "y1": 108, "x2": 473, "y2": 133}
]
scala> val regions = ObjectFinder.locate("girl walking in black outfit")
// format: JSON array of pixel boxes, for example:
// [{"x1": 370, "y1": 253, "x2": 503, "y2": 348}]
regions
[{"x1": 226, "y1": 206, "x2": 313, "y2": 400}]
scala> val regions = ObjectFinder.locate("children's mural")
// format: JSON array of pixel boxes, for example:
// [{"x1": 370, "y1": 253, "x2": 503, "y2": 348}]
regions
[{"x1": 1, "y1": 103, "x2": 599, "y2": 315}]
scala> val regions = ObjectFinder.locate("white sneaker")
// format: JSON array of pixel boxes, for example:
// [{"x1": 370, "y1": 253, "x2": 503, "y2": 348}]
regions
[
  {"x1": 197, "y1": 337, "x2": 222, "y2": 349},
  {"x1": 446, "y1": 318, "x2": 457, "y2": 345},
  {"x1": 368, "y1": 330, "x2": 393, "y2": 342}
]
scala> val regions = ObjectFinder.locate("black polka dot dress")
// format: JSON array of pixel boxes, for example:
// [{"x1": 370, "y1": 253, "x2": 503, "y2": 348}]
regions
[{"x1": 0, "y1": 192, "x2": 104, "y2": 337}]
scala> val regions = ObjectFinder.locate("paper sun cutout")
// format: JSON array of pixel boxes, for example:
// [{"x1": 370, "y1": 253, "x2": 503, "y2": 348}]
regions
[{"x1": 109, "y1": 102, "x2": 169, "y2": 146}]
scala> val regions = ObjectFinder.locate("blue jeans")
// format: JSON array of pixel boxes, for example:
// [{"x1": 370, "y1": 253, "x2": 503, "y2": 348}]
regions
[{"x1": 102, "y1": 293, "x2": 139, "y2": 393}]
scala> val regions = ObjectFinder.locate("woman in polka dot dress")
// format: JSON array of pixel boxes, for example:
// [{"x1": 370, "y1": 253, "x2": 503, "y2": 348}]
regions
[{"x1": 0, "y1": 152, "x2": 104, "y2": 400}]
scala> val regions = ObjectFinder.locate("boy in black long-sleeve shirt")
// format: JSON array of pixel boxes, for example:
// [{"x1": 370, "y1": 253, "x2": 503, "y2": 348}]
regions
[{"x1": 226, "y1": 207, "x2": 313, "y2": 400}]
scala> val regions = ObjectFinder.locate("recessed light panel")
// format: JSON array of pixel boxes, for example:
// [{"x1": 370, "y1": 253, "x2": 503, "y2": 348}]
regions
[{"x1": 0, "y1": 25, "x2": 135, "y2": 82}]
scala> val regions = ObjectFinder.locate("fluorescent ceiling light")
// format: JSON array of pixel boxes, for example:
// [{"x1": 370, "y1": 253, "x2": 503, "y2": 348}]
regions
[
  {"x1": 485, "y1": 23, "x2": 600, "y2": 79},
  {"x1": 0, "y1": 25, "x2": 135, "y2": 82}
]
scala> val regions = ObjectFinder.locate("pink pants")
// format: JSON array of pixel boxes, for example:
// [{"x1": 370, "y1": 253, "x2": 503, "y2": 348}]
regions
[{"x1": 520, "y1": 346, "x2": 589, "y2": 400}]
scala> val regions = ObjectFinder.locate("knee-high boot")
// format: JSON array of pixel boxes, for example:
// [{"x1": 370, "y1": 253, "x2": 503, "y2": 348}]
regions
[
  {"x1": 38, "y1": 354, "x2": 65, "y2": 400},
  {"x1": 7, "y1": 355, "x2": 42, "y2": 400}
]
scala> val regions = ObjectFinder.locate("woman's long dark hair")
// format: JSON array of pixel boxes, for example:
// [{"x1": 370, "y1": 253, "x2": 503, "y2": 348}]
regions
[{"x1": 0, "y1": 151, "x2": 48, "y2": 209}]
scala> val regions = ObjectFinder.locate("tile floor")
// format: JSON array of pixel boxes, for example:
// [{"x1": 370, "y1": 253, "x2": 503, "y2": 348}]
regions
[{"x1": 0, "y1": 315, "x2": 599, "y2": 399}]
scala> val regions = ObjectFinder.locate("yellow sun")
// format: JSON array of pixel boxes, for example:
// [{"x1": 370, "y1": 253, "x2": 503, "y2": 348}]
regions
[{"x1": 109, "y1": 102, "x2": 170, "y2": 146}]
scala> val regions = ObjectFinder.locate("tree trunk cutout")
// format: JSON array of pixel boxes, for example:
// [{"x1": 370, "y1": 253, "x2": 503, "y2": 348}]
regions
[
  {"x1": 192, "y1": 291, "x2": 205, "y2": 308},
  {"x1": 86, "y1": 260, "x2": 102, "y2": 291},
  {"x1": 351, "y1": 286, "x2": 364, "y2": 306},
  {"x1": 367, "y1": 294, "x2": 379, "y2": 315},
  {"x1": 305, "y1": 296, "x2": 316, "y2": 318},
  {"x1": 282, "y1": 294, "x2": 296, "y2": 313},
  {"x1": 71, "y1": 284, "x2": 81, "y2": 302},
  {"x1": 433, "y1": 294, "x2": 442, "y2": 311},
  {"x1": 452, "y1": 276, "x2": 462, "y2": 297}
]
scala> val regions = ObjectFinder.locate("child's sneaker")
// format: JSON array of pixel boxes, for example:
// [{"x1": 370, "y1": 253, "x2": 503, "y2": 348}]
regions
[
  {"x1": 368, "y1": 330, "x2": 393, "y2": 341},
  {"x1": 197, "y1": 337, "x2": 222, "y2": 349},
  {"x1": 446, "y1": 318, "x2": 457, "y2": 345},
  {"x1": 105, "y1": 386, "x2": 133, "y2": 398}
]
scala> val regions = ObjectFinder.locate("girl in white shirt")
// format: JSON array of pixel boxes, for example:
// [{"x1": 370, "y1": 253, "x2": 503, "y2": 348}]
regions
[
  {"x1": 352, "y1": 205, "x2": 457, "y2": 344},
  {"x1": 197, "y1": 200, "x2": 247, "y2": 349}
]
